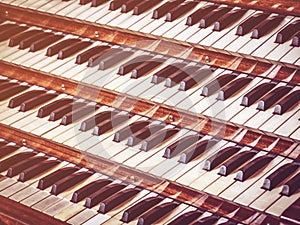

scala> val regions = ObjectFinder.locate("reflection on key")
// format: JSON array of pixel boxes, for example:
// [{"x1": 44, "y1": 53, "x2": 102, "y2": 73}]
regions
[
  {"x1": 58, "y1": 41, "x2": 92, "y2": 59},
  {"x1": 20, "y1": 93, "x2": 58, "y2": 112},
  {"x1": 30, "y1": 34, "x2": 64, "y2": 52},
  {"x1": 179, "y1": 68, "x2": 214, "y2": 91},
  {"x1": 217, "y1": 77, "x2": 252, "y2": 100},
  {"x1": 113, "y1": 121, "x2": 150, "y2": 142},
  {"x1": 167, "y1": 210, "x2": 203, "y2": 225},
  {"x1": 275, "y1": 20, "x2": 300, "y2": 43},
  {"x1": 131, "y1": 59, "x2": 165, "y2": 79},
  {"x1": 273, "y1": 90, "x2": 300, "y2": 115},
  {"x1": 199, "y1": 6, "x2": 232, "y2": 28},
  {"x1": 37, "y1": 98, "x2": 74, "y2": 118},
  {"x1": 291, "y1": 31, "x2": 300, "y2": 46},
  {"x1": 109, "y1": 0, "x2": 127, "y2": 10},
  {"x1": 0, "y1": 145, "x2": 20, "y2": 158},
  {"x1": 0, "y1": 152, "x2": 36, "y2": 172},
  {"x1": 46, "y1": 38, "x2": 80, "y2": 57},
  {"x1": 127, "y1": 124, "x2": 164, "y2": 146},
  {"x1": 186, "y1": 4, "x2": 218, "y2": 26},
  {"x1": 236, "y1": 12, "x2": 270, "y2": 36},
  {"x1": 165, "y1": 65, "x2": 199, "y2": 87},
  {"x1": 8, "y1": 90, "x2": 46, "y2": 108},
  {"x1": 9, "y1": 29, "x2": 43, "y2": 47},
  {"x1": 19, "y1": 32, "x2": 53, "y2": 50},
  {"x1": 251, "y1": 15, "x2": 285, "y2": 39},
  {"x1": 91, "y1": 0, "x2": 108, "y2": 7},
  {"x1": 213, "y1": 8, "x2": 246, "y2": 31},
  {"x1": 165, "y1": 1, "x2": 198, "y2": 22},
  {"x1": 118, "y1": 55, "x2": 153, "y2": 75},
  {"x1": 76, "y1": 45, "x2": 110, "y2": 64},
  {"x1": 93, "y1": 114, "x2": 129, "y2": 135},
  {"x1": 152, "y1": 63, "x2": 186, "y2": 84},
  {"x1": 152, "y1": 0, "x2": 185, "y2": 19},
  {"x1": 201, "y1": 74, "x2": 237, "y2": 97},
  {"x1": 281, "y1": 172, "x2": 300, "y2": 196},
  {"x1": 133, "y1": 0, "x2": 162, "y2": 15},
  {"x1": 121, "y1": 0, "x2": 141, "y2": 13}
]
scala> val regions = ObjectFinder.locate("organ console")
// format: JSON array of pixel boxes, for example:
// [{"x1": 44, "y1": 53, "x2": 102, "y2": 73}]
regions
[{"x1": 0, "y1": 0, "x2": 299, "y2": 224}]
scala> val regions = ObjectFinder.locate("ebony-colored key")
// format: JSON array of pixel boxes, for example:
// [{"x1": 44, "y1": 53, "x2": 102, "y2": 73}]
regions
[
  {"x1": 8, "y1": 29, "x2": 43, "y2": 47},
  {"x1": 219, "y1": 150, "x2": 256, "y2": 176},
  {"x1": 152, "y1": 63, "x2": 187, "y2": 84},
  {"x1": 152, "y1": 0, "x2": 185, "y2": 19},
  {"x1": 121, "y1": 196, "x2": 163, "y2": 222},
  {"x1": 0, "y1": 152, "x2": 35, "y2": 172},
  {"x1": 213, "y1": 8, "x2": 247, "y2": 31},
  {"x1": 50, "y1": 171, "x2": 92, "y2": 195},
  {"x1": 131, "y1": 60, "x2": 165, "y2": 79},
  {"x1": 217, "y1": 77, "x2": 252, "y2": 100},
  {"x1": 80, "y1": 0, "x2": 92, "y2": 5},
  {"x1": 275, "y1": 20, "x2": 300, "y2": 43},
  {"x1": 80, "y1": 110, "x2": 118, "y2": 131},
  {"x1": 235, "y1": 155, "x2": 274, "y2": 181},
  {"x1": 49, "y1": 102, "x2": 86, "y2": 121},
  {"x1": 133, "y1": 0, "x2": 162, "y2": 15},
  {"x1": 199, "y1": 7, "x2": 233, "y2": 28},
  {"x1": 241, "y1": 82, "x2": 276, "y2": 106},
  {"x1": 167, "y1": 210, "x2": 203, "y2": 225},
  {"x1": 291, "y1": 31, "x2": 300, "y2": 46},
  {"x1": 38, "y1": 167, "x2": 79, "y2": 190},
  {"x1": 76, "y1": 45, "x2": 110, "y2": 64},
  {"x1": 92, "y1": 114, "x2": 129, "y2": 135},
  {"x1": 203, "y1": 146, "x2": 241, "y2": 171},
  {"x1": 99, "y1": 187, "x2": 141, "y2": 213},
  {"x1": 37, "y1": 98, "x2": 74, "y2": 118},
  {"x1": 193, "y1": 215, "x2": 219, "y2": 225},
  {"x1": 281, "y1": 198, "x2": 300, "y2": 224},
  {"x1": 179, "y1": 139, "x2": 217, "y2": 164},
  {"x1": 121, "y1": 0, "x2": 141, "y2": 13},
  {"x1": 236, "y1": 12, "x2": 270, "y2": 36},
  {"x1": 0, "y1": 25, "x2": 28, "y2": 42},
  {"x1": 109, "y1": 0, "x2": 127, "y2": 10},
  {"x1": 179, "y1": 68, "x2": 213, "y2": 91},
  {"x1": 19, "y1": 32, "x2": 53, "y2": 50},
  {"x1": 163, "y1": 134, "x2": 203, "y2": 158},
  {"x1": 8, "y1": 90, "x2": 46, "y2": 108},
  {"x1": 99, "y1": 50, "x2": 133, "y2": 70},
  {"x1": 0, "y1": 81, "x2": 18, "y2": 90},
  {"x1": 18, "y1": 160, "x2": 59, "y2": 182},
  {"x1": 61, "y1": 105, "x2": 95, "y2": 125},
  {"x1": 186, "y1": 4, "x2": 218, "y2": 26},
  {"x1": 6, "y1": 156, "x2": 48, "y2": 177},
  {"x1": 113, "y1": 121, "x2": 150, "y2": 142},
  {"x1": 85, "y1": 183, "x2": 126, "y2": 208},
  {"x1": 251, "y1": 15, "x2": 285, "y2": 39},
  {"x1": 0, "y1": 145, "x2": 19, "y2": 158},
  {"x1": 91, "y1": 0, "x2": 108, "y2": 7},
  {"x1": 137, "y1": 202, "x2": 179, "y2": 225},
  {"x1": 46, "y1": 38, "x2": 81, "y2": 56},
  {"x1": 30, "y1": 34, "x2": 64, "y2": 52},
  {"x1": 58, "y1": 41, "x2": 92, "y2": 59},
  {"x1": 281, "y1": 172, "x2": 300, "y2": 196},
  {"x1": 117, "y1": 55, "x2": 153, "y2": 75},
  {"x1": 262, "y1": 162, "x2": 299, "y2": 190},
  {"x1": 257, "y1": 86, "x2": 292, "y2": 111},
  {"x1": 273, "y1": 90, "x2": 300, "y2": 115},
  {"x1": 20, "y1": 92, "x2": 58, "y2": 112},
  {"x1": 71, "y1": 179, "x2": 112, "y2": 203},
  {"x1": 201, "y1": 74, "x2": 237, "y2": 97},
  {"x1": 140, "y1": 128, "x2": 179, "y2": 151},
  {"x1": 165, "y1": 1, "x2": 198, "y2": 22},
  {"x1": 165, "y1": 65, "x2": 200, "y2": 87},
  {"x1": 0, "y1": 85, "x2": 29, "y2": 101}
]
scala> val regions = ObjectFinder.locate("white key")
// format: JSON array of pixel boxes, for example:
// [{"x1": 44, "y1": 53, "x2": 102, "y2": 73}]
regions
[
  {"x1": 18, "y1": 0, "x2": 47, "y2": 9},
  {"x1": 291, "y1": 127, "x2": 300, "y2": 140},
  {"x1": 280, "y1": 47, "x2": 300, "y2": 65},
  {"x1": 77, "y1": 2, "x2": 111, "y2": 21},
  {"x1": 54, "y1": 1, "x2": 83, "y2": 17},
  {"x1": 46, "y1": 0, "x2": 75, "y2": 14},
  {"x1": 85, "y1": 1, "x2": 113, "y2": 23},
  {"x1": 8, "y1": 0, "x2": 28, "y2": 6},
  {"x1": 274, "y1": 109, "x2": 300, "y2": 137},
  {"x1": 95, "y1": 7, "x2": 124, "y2": 25},
  {"x1": 82, "y1": 214, "x2": 110, "y2": 225}
]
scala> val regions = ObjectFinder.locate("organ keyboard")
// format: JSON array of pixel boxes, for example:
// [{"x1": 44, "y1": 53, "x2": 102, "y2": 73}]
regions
[{"x1": 0, "y1": 0, "x2": 299, "y2": 224}]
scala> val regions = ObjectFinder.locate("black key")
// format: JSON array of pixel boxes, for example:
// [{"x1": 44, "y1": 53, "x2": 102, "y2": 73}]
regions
[
  {"x1": 80, "y1": 0, "x2": 92, "y2": 5},
  {"x1": 251, "y1": 15, "x2": 285, "y2": 39},
  {"x1": 0, "y1": 26, "x2": 28, "y2": 42},
  {"x1": 98, "y1": 50, "x2": 134, "y2": 70},
  {"x1": 165, "y1": 65, "x2": 200, "y2": 87},
  {"x1": 18, "y1": 160, "x2": 59, "y2": 182},
  {"x1": 213, "y1": 8, "x2": 247, "y2": 31},
  {"x1": 133, "y1": 0, "x2": 162, "y2": 15},
  {"x1": 71, "y1": 179, "x2": 112, "y2": 203},
  {"x1": 49, "y1": 102, "x2": 86, "y2": 121},
  {"x1": 8, "y1": 90, "x2": 46, "y2": 108},
  {"x1": 121, "y1": 0, "x2": 141, "y2": 13},
  {"x1": 203, "y1": 146, "x2": 241, "y2": 171},
  {"x1": 236, "y1": 12, "x2": 270, "y2": 36},
  {"x1": 163, "y1": 134, "x2": 202, "y2": 159},
  {"x1": 257, "y1": 86, "x2": 292, "y2": 111},
  {"x1": 7, "y1": 156, "x2": 48, "y2": 177},
  {"x1": 275, "y1": 20, "x2": 300, "y2": 43},
  {"x1": 61, "y1": 105, "x2": 95, "y2": 125},
  {"x1": 37, "y1": 98, "x2": 74, "y2": 118},
  {"x1": 217, "y1": 77, "x2": 252, "y2": 100},
  {"x1": 274, "y1": 90, "x2": 300, "y2": 115},
  {"x1": 131, "y1": 59, "x2": 165, "y2": 79},
  {"x1": 92, "y1": 114, "x2": 129, "y2": 135},
  {"x1": 109, "y1": 0, "x2": 127, "y2": 10},
  {"x1": 179, "y1": 139, "x2": 218, "y2": 164},
  {"x1": 38, "y1": 167, "x2": 79, "y2": 190},
  {"x1": 281, "y1": 198, "x2": 300, "y2": 224},
  {"x1": 80, "y1": 110, "x2": 118, "y2": 131},
  {"x1": 76, "y1": 45, "x2": 110, "y2": 64},
  {"x1": 291, "y1": 31, "x2": 300, "y2": 47},
  {"x1": 0, "y1": 145, "x2": 19, "y2": 158},
  {"x1": 117, "y1": 55, "x2": 153, "y2": 75},
  {"x1": 0, "y1": 81, "x2": 19, "y2": 90},
  {"x1": 58, "y1": 41, "x2": 92, "y2": 59},
  {"x1": 165, "y1": 1, "x2": 198, "y2": 22},
  {"x1": 0, "y1": 142, "x2": 7, "y2": 148},
  {"x1": 281, "y1": 172, "x2": 300, "y2": 196},
  {"x1": 262, "y1": 163, "x2": 299, "y2": 190},
  {"x1": 0, "y1": 83, "x2": 19, "y2": 95},
  {"x1": 241, "y1": 82, "x2": 276, "y2": 106},
  {"x1": 218, "y1": 222, "x2": 237, "y2": 225},
  {"x1": 85, "y1": 183, "x2": 126, "y2": 208},
  {"x1": 0, "y1": 23, "x2": 19, "y2": 33},
  {"x1": 121, "y1": 196, "x2": 163, "y2": 222},
  {"x1": 46, "y1": 38, "x2": 81, "y2": 56},
  {"x1": 167, "y1": 210, "x2": 203, "y2": 225},
  {"x1": 219, "y1": 150, "x2": 256, "y2": 176},
  {"x1": 0, "y1": 85, "x2": 29, "y2": 101},
  {"x1": 20, "y1": 93, "x2": 58, "y2": 112},
  {"x1": 19, "y1": 32, "x2": 53, "y2": 50},
  {"x1": 199, "y1": 7, "x2": 233, "y2": 28},
  {"x1": 91, "y1": 0, "x2": 108, "y2": 7},
  {"x1": 127, "y1": 124, "x2": 165, "y2": 146},
  {"x1": 99, "y1": 188, "x2": 140, "y2": 213},
  {"x1": 50, "y1": 171, "x2": 92, "y2": 195},
  {"x1": 179, "y1": 68, "x2": 213, "y2": 91},
  {"x1": 235, "y1": 155, "x2": 274, "y2": 181},
  {"x1": 152, "y1": 0, "x2": 185, "y2": 19},
  {"x1": 8, "y1": 29, "x2": 42, "y2": 47},
  {"x1": 137, "y1": 202, "x2": 179, "y2": 225},
  {"x1": 140, "y1": 128, "x2": 179, "y2": 151},
  {"x1": 193, "y1": 215, "x2": 219, "y2": 225},
  {"x1": 113, "y1": 121, "x2": 150, "y2": 142},
  {"x1": 151, "y1": 63, "x2": 187, "y2": 84},
  {"x1": 30, "y1": 34, "x2": 64, "y2": 52},
  {"x1": 201, "y1": 74, "x2": 237, "y2": 97},
  {"x1": 0, "y1": 152, "x2": 35, "y2": 172},
  {"x1": 186, "y1": 4, "x2": 218, "y2": 26}
]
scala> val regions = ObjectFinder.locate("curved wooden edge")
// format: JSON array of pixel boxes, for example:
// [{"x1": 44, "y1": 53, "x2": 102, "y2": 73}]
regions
[
  {"x1": 0, "y1": 195, "x2": 69, "y2": 225},
  {"x1": 0, "y1": 3, "x2": 299, "y2": 81}
]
